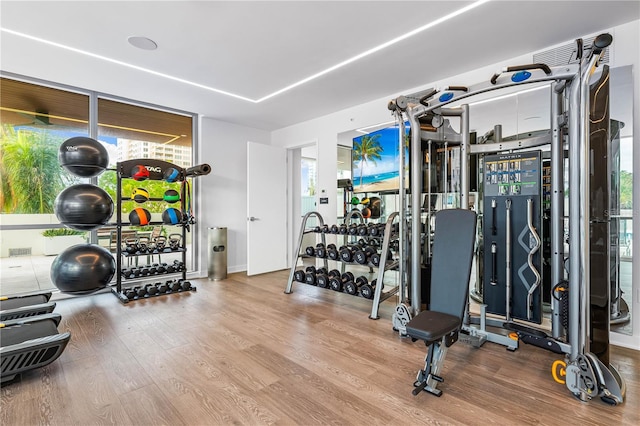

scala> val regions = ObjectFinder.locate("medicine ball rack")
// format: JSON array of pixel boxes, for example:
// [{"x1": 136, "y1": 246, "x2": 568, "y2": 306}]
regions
[
  {"x1": 285, "y1": 211, "x2": 400, "y2": 319},
  {"x1": 111, "y1": 159, "x2": 194, "y2": 303}
]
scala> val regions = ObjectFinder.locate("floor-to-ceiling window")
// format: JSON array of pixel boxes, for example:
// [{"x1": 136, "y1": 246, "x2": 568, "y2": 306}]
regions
[{"x1": 0, "y1": 74, "x2": 196, "y2": 296}]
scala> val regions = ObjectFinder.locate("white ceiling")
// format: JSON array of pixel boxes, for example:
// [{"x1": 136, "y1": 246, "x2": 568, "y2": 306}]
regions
[{"x1": 1, "y1": 1, "x2": 638, "y2": 131}]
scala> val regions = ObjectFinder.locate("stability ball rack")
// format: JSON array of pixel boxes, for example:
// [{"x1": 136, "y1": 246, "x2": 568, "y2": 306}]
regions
[{"x1": 388, "y1": 33, "x2": 625, "y2": 404}]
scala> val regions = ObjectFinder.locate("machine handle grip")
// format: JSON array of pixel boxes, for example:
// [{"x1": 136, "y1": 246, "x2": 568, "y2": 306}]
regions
[
  {"x1": 185, "y1": 163, "x2": 211, "y2": 177},
  {"x1": 419, "y1": 89, "x2": 438, "y2": 107},
  {"x1": 490, "y1": 63, "x2": 552, "y2": 84}
]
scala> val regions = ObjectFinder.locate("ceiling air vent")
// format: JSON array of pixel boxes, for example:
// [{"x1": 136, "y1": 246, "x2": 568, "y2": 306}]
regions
[{"x1": 533, "y1": 35, "x2": 610, "y2": 67}]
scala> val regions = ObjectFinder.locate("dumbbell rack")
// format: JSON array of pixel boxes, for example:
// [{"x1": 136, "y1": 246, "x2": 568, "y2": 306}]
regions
[
  {"x1": 111, "y1": 159, "x2": 195, "y2": 303},
  {"x1": 285, "y1": 211, "x2": 400, "y2": 319}
]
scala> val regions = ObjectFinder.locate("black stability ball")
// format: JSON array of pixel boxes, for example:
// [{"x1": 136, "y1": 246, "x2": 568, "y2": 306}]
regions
[
  {"x1": 58, "y1": 137, "x2": 109, "y2": 178},
  {"x1": 54, "y1": 184, "x2": 114, "y2": 231},
  {"x1": 50, "y1": 244, "x2": 116, "y2": 294}
]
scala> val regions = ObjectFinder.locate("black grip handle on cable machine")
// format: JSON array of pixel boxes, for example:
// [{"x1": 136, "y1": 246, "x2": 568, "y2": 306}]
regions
[
  {"x1": 490, "y1": 63, "x2": 552, "y2": 85},
  {"x1": 419, "y1": 89, "x2": 438, "y2": 107}
]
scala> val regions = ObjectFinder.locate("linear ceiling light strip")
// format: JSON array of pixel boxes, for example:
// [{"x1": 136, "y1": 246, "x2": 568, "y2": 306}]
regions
[{"x1": 0, "y1": 0, "x2": 491, "y2": 103}]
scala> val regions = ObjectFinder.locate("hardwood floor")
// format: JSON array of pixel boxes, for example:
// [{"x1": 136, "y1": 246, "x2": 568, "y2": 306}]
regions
[{"x1": 2, "y1": 270, "x2": 639, "y2": 425}]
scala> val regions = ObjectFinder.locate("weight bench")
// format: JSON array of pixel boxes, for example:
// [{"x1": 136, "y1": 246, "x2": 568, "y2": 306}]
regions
[{"x1": 406, "y1": 209, "x2": 476, "y2": 397}]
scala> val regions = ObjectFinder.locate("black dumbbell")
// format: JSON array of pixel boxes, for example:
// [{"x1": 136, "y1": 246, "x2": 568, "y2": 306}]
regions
[
  {"x1": 317, "y1": 269, "x2": 340, "y2": 288},
  {"x1": 360, "y1": 279, "x2": 383, "y2": 299},
  {"x1": 145, "y1": 283, "x2": 159, "y2": 296},
  {"x1": 315, "y1": 243, "x2": 327, "y2": 258},
  {"x1": 181, "y1": 280, "x2": 192, "y2": 291},
  {"x1": 294, "y1": 269, "x2": 306, "y2": 282},
  {"x1": 357, "y1": 224, "x2": 369, "y2": 236},
  {"x1": 347, "y1": 224, "x2": 358, "y2": 235},
  {"x1": 167, "y1": 263, "x2": 176, "y2": 273},
  {"x1": 340, "y1": 245, "x2": 359, "y2": 262},
  {"x1": 135, "y1": 286, "x2": 147, "y2": 297},
  {"x1": 139, "y1": 266, "x2": 149, "y2": 276},
  {"x1": 326, "y1": 244, "x2": 339, "y2": 260},
  {"x1": 330, "y1": 224, "x2": 339, "y2": 234},
  {"x1": 132, "y1": 267, "x2": 141, "y2": 277},
  {"x1": 125, "y1": 287, "x2": 137, "y2": 300},
  {"x1": 174, "y1": 260, "x2": 185, "y2": 271},
  {"x1": 354, "y1": 246, "x2": 377, "y2": 265},
  {"x1": 122, "y1": 268, "x2": 135, "y2": 279},
  {"x1": 345, "y1": 276, "x2": 369, "y2": 295},
  {"x1": 320, "y1": 224, "x2": 330, "y2": 233},
  {"x1": 170, "y1": 280, "x2": 181, "y2": 291},
  {"x1": 158, "y1": 282, "x2": 169, "y2": 293},
  {"x1": 369, "y1": 224, "x2": 386, "y2": 237},
  {"x1": 314, "y1": 226, "x2": 322, "y2": 233},
  {"x1": 338, "y1": 224, "x2": 348, "y2": 234},
  {"x1": 304, "y1": 266, "x2": 327, "y2": 285},
  {"x1": 329, "y1": 272, "x2": 354, "y2": 292},
  {"x1": 305, "y1": 246, "x2": 315, "y2": 256},
  {"x1": 157, "y1": 263, "x2": 167, "y2": 274},
  {"x1": 149, "y1": 264, "x2": 158, "y2": 275}
]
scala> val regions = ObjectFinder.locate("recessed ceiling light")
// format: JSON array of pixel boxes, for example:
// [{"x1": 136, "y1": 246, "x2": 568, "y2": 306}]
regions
[{"x1": 128, "y1": 36, "x2": 157, "y2": 50}]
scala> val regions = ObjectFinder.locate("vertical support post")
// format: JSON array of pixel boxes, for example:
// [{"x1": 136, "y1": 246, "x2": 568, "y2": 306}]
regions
[
  {"x1": 408, "y1": 107, "x2": 423, "y2": 316},
  {"x1": 460, "y1": 105, "x2": 470, "y2": 210},
  {"x1": 396, "y1": 112, "x2": 407, "y2": 303},
  {"x1": 550, "y1": 83, "x2": 565, "y2": 338}
]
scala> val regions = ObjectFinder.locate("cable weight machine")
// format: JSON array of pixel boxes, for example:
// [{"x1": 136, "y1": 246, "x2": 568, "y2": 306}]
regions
[{"x1": 388, "y1": 33, "x2": 624, "y2": 404}]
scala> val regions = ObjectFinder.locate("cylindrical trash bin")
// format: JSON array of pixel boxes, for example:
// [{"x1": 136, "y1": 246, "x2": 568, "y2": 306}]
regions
[{"x1": 208, "y1": 227, "x2": 227, "y2": 280}]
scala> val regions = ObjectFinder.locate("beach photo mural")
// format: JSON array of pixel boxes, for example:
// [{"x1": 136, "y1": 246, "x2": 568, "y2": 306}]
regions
[{"x1": 352, "y1": 124, "x2": 409, "y2": 193}]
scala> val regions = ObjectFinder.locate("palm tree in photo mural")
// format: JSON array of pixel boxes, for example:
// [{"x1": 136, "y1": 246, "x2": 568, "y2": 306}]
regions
[{"x1": 353, "y1": 134, "x2": 383, "y2": 189}]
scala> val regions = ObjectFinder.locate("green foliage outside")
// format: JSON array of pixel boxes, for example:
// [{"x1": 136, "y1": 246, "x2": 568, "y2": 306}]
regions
[
  {"x1": 0, "y1": 126, "x2": 68, "y2": 213},
  {"x1": 619, "y1": 170, "x2": 633, "y2": 209},
  {"x1": 42, "y1": 228, "x2": 86, "y2": 237},
  {"x1": 353, "y1": 134, "x2": 383, "y2": 188}
]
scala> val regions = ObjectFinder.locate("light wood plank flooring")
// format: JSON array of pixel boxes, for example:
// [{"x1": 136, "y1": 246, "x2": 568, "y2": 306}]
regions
[{"x1": 2, "y1": 270, "x2": 639, "y2": 425}]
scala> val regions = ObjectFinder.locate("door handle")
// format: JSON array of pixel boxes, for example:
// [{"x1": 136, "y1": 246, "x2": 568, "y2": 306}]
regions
[{"x1": 248, "y1": 216, "x2": 260, "y2": 222}]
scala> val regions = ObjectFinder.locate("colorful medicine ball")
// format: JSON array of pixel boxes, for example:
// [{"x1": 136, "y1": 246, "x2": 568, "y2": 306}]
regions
[
  {"x1": 131, "y1": 165, "x2": 149, "y2": 181},
  {"x1": 131, "y1": 188, "x2": 149, "y2": 203},
  {"x1": 163, "y1": 189, "x2": 180, "y2": 203},
  {"x1": 162, "y1": 208, "x2": 183, "y2": 225},
  {"x1": 163, "y1": 167, "x2": 180, "y2": 183},
  {"x1": 129, "y1": 207, "x2": 151, "y2": 225}
]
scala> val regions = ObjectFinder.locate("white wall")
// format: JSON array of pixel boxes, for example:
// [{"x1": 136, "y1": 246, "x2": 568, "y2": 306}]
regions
[
  {"x1": 197, "y1": 117, "x2": 270, "y2": 275},
  {"x1": 272, "y1": 20, "x2": 640, "y2": 349}
]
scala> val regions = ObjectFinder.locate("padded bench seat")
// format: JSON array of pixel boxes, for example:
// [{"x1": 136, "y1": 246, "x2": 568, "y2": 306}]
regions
[{"x1": 406, "y1": 311, "x2": 460, "y2": 343}]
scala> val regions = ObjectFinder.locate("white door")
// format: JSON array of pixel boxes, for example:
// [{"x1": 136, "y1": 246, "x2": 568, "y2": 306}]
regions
[{"x1": 247, "y1": 142, "x2": 287, "y2": 275}]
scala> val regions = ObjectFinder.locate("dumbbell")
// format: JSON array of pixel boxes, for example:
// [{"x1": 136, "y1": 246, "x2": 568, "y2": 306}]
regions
[
  {"x1": 340, "y1": 245, "x2": 362, "y2": 262},
  {"x1": 326, "y1": 244, "x2": 339, "y2": 260},
  {"x1": 139, "y1": 266, "x2": 149, "y2": 276},
  {"x1": 347, "y1": 224, "x2": 359, "y2": 235},
  {"x1": 122, "y1": 268, "x2": 135, "y2": 279},
  {"x1": 158, "y1": 281, "x2": 170, "y2": 293},
  {"x1": 329, "y1": 272, "x2": 354, "y2": 292},
  {"x1": 125, "y1": 287, "x2": 137, "y2": 300},
  {"x1": 371, "y1": 249, "x2": 393, "y2": 267},
  {"x1": 181, "y1": 280, "x2": 192, "y2": 291},
  {"x1": 170, "y1": 280, "x2": 181, "y2": 291},
  {"x1": 369, "y1": 224, "x2": 386, "y2": 237},
  {"x1": 360, "y1": 279, "x2": 383, "y2": 299},
  {"x1": 167, "y1": 263, "x2": 176, "y2": 273},
  {"x1": 345, "y1": 276, "x2": 369, "y2": 295},
  {"x1": 145, "y1": 283, "x2": 159, "y2": 296},
  {"x1": 157, "y1": 263, "x2": 167, "y2": 274},
  {"x1": 173, "y1": 260, "x2": 185, "y2": 271},
  {"x1": 135, "y1": 286, "x2": 148, "y2": 297},
  {"x1": 132, "y1": 267, "x2": 141, "y2": 277},
  {"x1": 304, "y1": 266, "x2": 328, "y2": 285},
  {"x1": 306, "y1": 243, "x2": 326, "y2": 258},
  {"x1": 338, "y1": 224, "x2": 348, "y2": 234},
  {"x1": 314, "y1": 226, "x2": 322, "y2": 233},
  {"x1": 353, "y1": 246, "x2": 377, "y2": 265},
  {"x1": 320, "y1": 224, "x2": 330, "y2": 233},
  {"x1": 357, "y1": 224, "x2": 369, "y2": 236},
  {"x1": 149, "y1": 263, "x2": 159, "y2": 274},
  {"x1": 294, "y1": 269, "x2": 306, "y2": 282},
  {"x1": 330, "y1": 224, "x2": 339, "y2": 234},
  {"x1": 317, "y1": 269, "x2": 340, "y2": 288}
]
